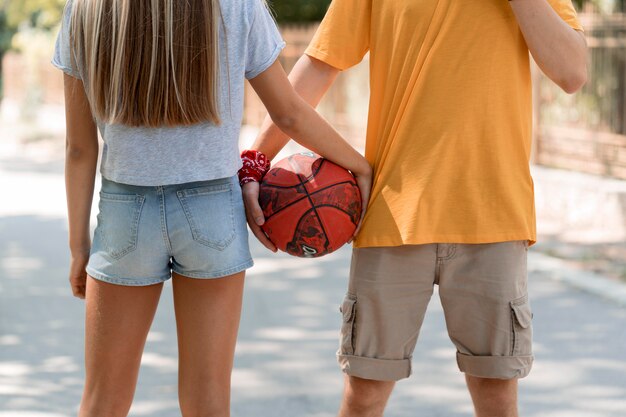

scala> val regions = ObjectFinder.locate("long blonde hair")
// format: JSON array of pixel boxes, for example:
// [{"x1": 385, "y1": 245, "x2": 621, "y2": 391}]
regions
[{"x1": 68, "y1": 0, "x2": 221, "y2": 127}]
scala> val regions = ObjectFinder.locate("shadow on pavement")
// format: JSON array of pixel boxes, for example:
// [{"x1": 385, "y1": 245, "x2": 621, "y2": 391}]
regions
[
  {"x1": 533, "y1": 234, "x2": 626, "y2": 283},
  {"x1": 0, "y1": 215, "x2": 85, "y2": 416},
  {"x1": 1, "y1": 215, "x2": 626, "y2": 417}
]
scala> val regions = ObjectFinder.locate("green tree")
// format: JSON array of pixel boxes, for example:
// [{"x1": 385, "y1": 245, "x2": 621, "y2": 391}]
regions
[
  {"x1": 268, "y1": 0, "x2": 621, "y2": 23},
  {"x1": 269, "y1": 0, "x2": 331, "y2": 23},
  {"x1": 5, "y1": 0, "x2": 65, "y2": 30},
  {"x1": 0, "y1": 5, "x2": 17, "y2": 100},
  {"x1": 0, "y1": 0, "x2": 64, "y2": 101},
  {"x1": 573, "y1": 0, "x2": 624, "y2": 10}
]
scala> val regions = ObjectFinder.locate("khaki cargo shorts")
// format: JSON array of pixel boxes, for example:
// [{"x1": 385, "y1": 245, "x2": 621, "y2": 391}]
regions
[{"x1": 338, "y1": 241, "x2": 533, "y2": 381}]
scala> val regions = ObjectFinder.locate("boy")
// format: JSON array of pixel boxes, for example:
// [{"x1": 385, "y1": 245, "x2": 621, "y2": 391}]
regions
[{"x1": 243, "y1": 1, "x2": 587, "y2": 415}]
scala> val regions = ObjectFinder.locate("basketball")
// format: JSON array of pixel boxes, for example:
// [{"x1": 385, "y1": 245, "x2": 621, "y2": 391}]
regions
[{"x1": 258, "y1": 152, "x2": 362, "y2": 258}]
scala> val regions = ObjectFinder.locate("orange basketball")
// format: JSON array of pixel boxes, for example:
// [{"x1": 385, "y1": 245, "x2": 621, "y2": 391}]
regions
[{"x1": 258, "y1": 152, "x2": 362, "y2": 258}]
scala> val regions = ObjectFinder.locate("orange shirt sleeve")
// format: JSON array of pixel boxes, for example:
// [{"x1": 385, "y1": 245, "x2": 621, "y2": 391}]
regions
[
  {"x1": 304, "y1": 0, "x2": 371, "y2": 70},
  {"x1": 547, "y1": 0, "x2": 584, "y2": 31}
]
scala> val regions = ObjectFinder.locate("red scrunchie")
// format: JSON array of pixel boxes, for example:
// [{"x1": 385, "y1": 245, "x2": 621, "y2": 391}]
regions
[{"x1": 238, "y1": 150, "x2": 271, "y2": 186}]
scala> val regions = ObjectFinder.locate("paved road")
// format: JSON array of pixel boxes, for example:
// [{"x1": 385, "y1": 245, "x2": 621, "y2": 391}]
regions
[{"x1": 1, "y1": 136, "x2": 626, "y2": 417}]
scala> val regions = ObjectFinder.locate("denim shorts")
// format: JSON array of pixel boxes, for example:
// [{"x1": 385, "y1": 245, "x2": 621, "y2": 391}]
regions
[{"x1": 86, "y1": 175, "x2": 253, "y2": 286}]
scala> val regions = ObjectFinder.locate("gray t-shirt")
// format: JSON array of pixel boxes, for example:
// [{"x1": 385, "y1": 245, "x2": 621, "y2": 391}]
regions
[{"x1": 52, "y1": 0, "x2": 285, "y2": 186}]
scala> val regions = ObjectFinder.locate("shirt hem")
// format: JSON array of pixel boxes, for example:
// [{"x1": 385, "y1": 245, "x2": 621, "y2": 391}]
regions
[
  {"x1": 245, "y1": 41, "x2": 286, "y2": 79},
  {"x1": 354, "y1": 231, "x2": 537, "y2": 249},
  {"x1": 304, "y1": 47, "x2": 351, "y2": 71},
  {"x1": 50, "y1": 58, "x2": 81, "y2": 79},
  {"x1": 566, "y1": 20, "x2": 584, "y2": 32},
  {"x1": 100, "y1": 165, "x2": 242, "y2": 187}
]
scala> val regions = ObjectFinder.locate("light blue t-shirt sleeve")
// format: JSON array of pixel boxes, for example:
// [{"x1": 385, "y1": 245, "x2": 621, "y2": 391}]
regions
[
  {"x1": 245, "y1": 1, "x2": 286, "y2": 79},
  {"x1": 51, "y1": 0, "x2": 81, "y2": 79}
]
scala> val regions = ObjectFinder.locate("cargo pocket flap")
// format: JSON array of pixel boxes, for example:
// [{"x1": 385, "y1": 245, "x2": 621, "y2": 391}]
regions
[
  {"x1": 340, "y1": 297, "x2": 356, "y2": 323},
  {"x1": 339, "y1": 295, "x2": 357, "y2": 356},
  {"x1": 510, "y1": 298, "x2": 532, "y2": 329}
]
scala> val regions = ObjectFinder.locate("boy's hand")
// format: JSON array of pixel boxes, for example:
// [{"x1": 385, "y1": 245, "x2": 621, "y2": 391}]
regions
[
  {"x1": 350, "y1": 167, "x2": 373, "y2": 242},
  {"x1": 242, "y1": 181, "x2": 278, "y2": 252}
]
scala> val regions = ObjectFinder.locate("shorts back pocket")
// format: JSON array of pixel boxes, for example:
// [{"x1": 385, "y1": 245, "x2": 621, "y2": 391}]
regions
[
  {"x1": 176, "y1": 182, "x2": 236, "y2": 251},
  {"x1": 96, "y1": 192, "x2": 145, "y2": 260}
]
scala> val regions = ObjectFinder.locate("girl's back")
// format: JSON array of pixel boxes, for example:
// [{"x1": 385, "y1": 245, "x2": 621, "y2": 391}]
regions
[{"x1": 52, "y1": 0, "x2": 285, "y2": 186}]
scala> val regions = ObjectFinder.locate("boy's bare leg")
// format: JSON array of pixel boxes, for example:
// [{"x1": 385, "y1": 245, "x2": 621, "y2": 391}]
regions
[
  {"x1": 466, "y1": 375, "x2": 519, "y2": 417},
  {"x1": 338, "y1": 376, "x2": 395, "y2": 417}
]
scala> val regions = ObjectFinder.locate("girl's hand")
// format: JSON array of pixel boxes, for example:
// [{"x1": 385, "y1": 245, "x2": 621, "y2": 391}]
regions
[
  {"x1": 69, "y1": 250, "x2": 90, "y2": 299},
  {"x1": 242, "y1": 182, "x2": 278, "y2": 252}
]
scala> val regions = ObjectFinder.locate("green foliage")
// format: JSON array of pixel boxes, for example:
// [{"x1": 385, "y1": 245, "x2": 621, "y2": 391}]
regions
[
  {"x1": 0, "y1": 0, "x2": 64, "y2": 101},
  {"x1": 0, "y1": 0, "x2": 64, "y2": 55},
  {"x1": 573, "y1": 0, "x2": 625, "y2": 11},
  {"x1": 0, "y1": 7, "x2": 17, "y2": 100},
  {"x1": 0, "y1": 9, "x2": 15, "y2": 53},
  {"x1": 4, "y1": 0, "x2": 66, "y2": 30},
  {"x1": 268, "y1": 0, "x2": 331, "y2": 23},
  {"x1": 268, "y1": 0, "x2": 622, "y2": 22}
]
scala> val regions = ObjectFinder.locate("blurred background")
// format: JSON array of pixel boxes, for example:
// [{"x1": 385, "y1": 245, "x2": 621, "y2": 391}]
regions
[{"x1": 1, "y1": 1, "x2": 626, "y2": 416}]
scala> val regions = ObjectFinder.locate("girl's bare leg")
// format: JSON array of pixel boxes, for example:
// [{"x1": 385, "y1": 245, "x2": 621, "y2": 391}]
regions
[
  {"x1": 79, "y1": 275, "x2": 164, "y2": 417},
  {"x1": 172, "y1": 271, "x2": 245, "y2": 417}
]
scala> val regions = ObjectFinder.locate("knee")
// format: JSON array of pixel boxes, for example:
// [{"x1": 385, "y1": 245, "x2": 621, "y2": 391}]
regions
[
  {"x1": 79, "y1": 386, "x2": 134, "y2": 417},
  {"x1": 179, "y1": 374, "x2": 231, "y2": 417},
  {"x1": 467, "y1": 375, "x2": 517, "y2": 396},
  {"x1": 79, "y1": 400, "x2": 130, "y2": 417},
  {"x1": 342, "y1": 376, "x2": 394, "y2": 416},
  {"x1": 466, "y1": 375, "x2": 518, "y2": 416},
  {"x1": 180, "y1": 399, "x2": 229, "y2": 417}
]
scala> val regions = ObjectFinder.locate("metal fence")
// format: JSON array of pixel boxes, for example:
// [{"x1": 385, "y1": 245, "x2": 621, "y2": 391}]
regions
[
  {"x1": 242, "y1": 23, "x2": 369, "y2": 149},
  {"x1": 534, "y1": 13, "x2": 626, "y2": 179}
]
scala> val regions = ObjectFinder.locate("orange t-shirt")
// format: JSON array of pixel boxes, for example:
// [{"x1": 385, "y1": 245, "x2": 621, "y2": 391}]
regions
[{"x1": 305, "y1": 0, "x2": 583, "y2": 248}]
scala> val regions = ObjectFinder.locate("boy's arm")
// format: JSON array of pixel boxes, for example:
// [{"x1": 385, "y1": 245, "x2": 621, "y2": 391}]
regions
[
  {"x1": 243, "y1": 55, "x2": 343, "y2": 251},
  {"x1": 242, "y1": 55, "x2": 372, "y2": 251},
  {"x1": 251, "y1": 54, "x2": 341, "y2": 159},
  {"x1": 510, "y1": 0, "x2": 588, "y2": 93}
]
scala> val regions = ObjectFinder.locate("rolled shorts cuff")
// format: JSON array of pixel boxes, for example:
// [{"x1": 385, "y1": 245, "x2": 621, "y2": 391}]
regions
[
  {"x1": 456, "y1": 352, "x2": 533, "y2": 379},
  {"x1": 338, "y1": 353, "x2": 412, "y2": 381}
]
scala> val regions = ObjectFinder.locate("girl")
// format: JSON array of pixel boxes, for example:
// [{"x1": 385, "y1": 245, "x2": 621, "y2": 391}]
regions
[{"x1": 51, "y1": 0, "x2": 372, "y2": 416}]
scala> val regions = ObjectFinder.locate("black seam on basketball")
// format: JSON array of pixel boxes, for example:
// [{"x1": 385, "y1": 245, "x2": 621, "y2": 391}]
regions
[
  {"x1": 306, "y1": 158, "x2": 325, "y2": 182},
  {"x1": 308, "y1": 181, "x2": 359, "y2": 199},
  {"x1": 288, "y1": 157, "x2": 330, "y2": 253},
  {"x1": 264, "y1": 157, "x2": 326, "y2": 189},
  {"x1": 307, "y1": 204, "x2": 360, "y2": 226},
  {"x1": 262, "y1": 179, "x2": 354, "y2": 191},
  {"x1": 263, "y1": 180, "x2": 357, "y2": 223},
  {"x1": 287, "y1": 206, "x2": 326, "y2": 255},
  {"x1": 292, "y1": 155, "x2": 325, "y2": 185}
]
